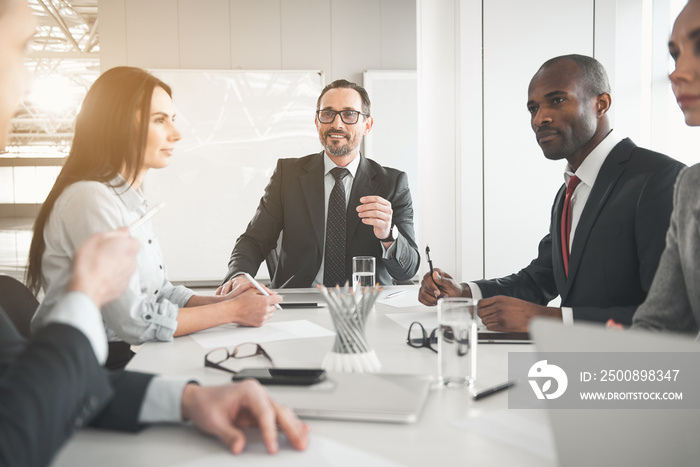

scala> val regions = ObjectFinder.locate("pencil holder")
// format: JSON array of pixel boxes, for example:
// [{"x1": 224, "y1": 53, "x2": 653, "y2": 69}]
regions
[{"x1": 318, "y1": 284, "x2": 382, "y2": 373}]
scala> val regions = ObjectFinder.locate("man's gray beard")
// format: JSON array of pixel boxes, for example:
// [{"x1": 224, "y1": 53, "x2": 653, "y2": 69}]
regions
[{"x1": 325, "y1": 142, "x2": 351, "y2": 156}]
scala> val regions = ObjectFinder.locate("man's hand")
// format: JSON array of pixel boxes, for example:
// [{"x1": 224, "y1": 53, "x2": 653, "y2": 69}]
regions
[
  {"x1": 67, "y1": 229, "x2": 139, "y2": 308},
  {"x1": 227, "y1": 288, "x2": 282, "y2": 327},
  {"x1": 477, "y1": 296, "x2": 562, "y2": 332},
  {"x1": 215, "y1": 275, "x2": 255, "y2": 297},
  {"x1": 418, "y1": 268, "x2": 470, "y2": 306},
  {"x1": 181, "y1": 379, "x2": 310, "y2": 455},
  {"x1": 357, "y1": 195, "x2": 393, "y2": 242}
]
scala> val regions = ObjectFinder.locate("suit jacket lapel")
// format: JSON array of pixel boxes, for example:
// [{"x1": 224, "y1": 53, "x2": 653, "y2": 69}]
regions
[
  {"x1": 564, "y1": 139, "x2": 632, "y2": 297},
  {"x1": 300, "y1": 152, "x2": 326, "y2": 251},
  {"x1": 347, "y1": 155, "x2": 378, "y2": 237}
]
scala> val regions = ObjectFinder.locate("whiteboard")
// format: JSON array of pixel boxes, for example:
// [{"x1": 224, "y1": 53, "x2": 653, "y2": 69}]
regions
[
  {"x1": 362, "y1": 70, "x2": 420, "y2": 246},
  {"x1": 144, "y1": 70, "x2": 324, "y2": 283}
]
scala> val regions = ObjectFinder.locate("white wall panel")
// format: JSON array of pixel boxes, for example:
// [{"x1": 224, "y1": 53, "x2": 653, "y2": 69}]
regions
[
  {"x1": 331, "y1": 0, "x2": 382, "y2": 84},
  {"x1": 280, "y1": 0, "x2": 332, "y2": 74},
  {"x1": 381, "y1": 0, "x2": 417, "y2": 69},
  {"x1": 179, "y1": 0, "x2": 231, "y2": 69},
  {"x1": 230, "y1": 0, "x2": 282, "y2": 69},
  {"x1": 482, "y1": 0, "x2": 594, "y2": 279},
  {"x1": 124, "y1": 0, "x2": 180, "y2": 68},
  {"x1": 97, "y1": 0, "x2": 127, "y2": 71},
  {"x1": 417, "y1": 0, "x2": 458, "y2": 273}
]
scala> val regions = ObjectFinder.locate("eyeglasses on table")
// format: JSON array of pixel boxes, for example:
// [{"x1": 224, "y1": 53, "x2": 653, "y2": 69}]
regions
[
  {"x1": 204, "y1": 342, "x2": 274, "y2": 374},
  {"x1": 406, "y1": 321, "x2": 438, "y2": 353},
  {"x1": 406, "y1": 321, "x2": 469, "y2": 355}
]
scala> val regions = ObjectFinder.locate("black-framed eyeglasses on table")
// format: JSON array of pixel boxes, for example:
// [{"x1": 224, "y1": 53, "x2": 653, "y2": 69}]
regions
[
  {"x1": 406, "y1": 321, "x2": 438, "y2": 353},
  {"x1": 204, "y1": 342, "x2": 274, "y2": 375}
]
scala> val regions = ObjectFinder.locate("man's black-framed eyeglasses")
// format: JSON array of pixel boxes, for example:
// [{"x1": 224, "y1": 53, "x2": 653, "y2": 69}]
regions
[
  {"x1": 316, "y1": 109, "x2": 368, "y2": 125},
  {"x1": 204, "y1": 342, "x2": 274, "y2": 375},
  {"x1": 406, "y1": 321, "x2": 438, "y2": 353}
]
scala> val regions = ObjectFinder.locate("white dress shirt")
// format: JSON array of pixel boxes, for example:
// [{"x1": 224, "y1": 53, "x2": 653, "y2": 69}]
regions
[
  {"x1": 31, "y1": 175, "x2": 194, "y2": 345},
  {"x1": 469, "y1": 130, "x2": 625, "y2": 324},
  {"x1": 313, "y1": 153, "x2": 397, "y2": 285}
]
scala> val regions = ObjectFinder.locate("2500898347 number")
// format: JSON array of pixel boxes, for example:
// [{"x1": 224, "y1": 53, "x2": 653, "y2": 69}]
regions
[{"x1": 599, "y1": 369, "x2": 680, "y2": 382}]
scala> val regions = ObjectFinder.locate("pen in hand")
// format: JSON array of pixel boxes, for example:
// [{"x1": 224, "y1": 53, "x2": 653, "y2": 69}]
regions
[
  {"x1": 244, "y1": 273, "x2": 283, "y2": 310},
  {"x1": 128, "y1": 202, "x2": 166, "y2": 235},
  {"x1": 426, "y1": 245, "x2": 434, "y2": 277}
]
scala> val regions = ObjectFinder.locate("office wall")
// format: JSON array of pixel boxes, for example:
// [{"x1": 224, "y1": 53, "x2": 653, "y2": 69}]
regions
[
  {"x1": 419, "y1": 0, "x2": 678, "y2": 287},
  {"x1": 97, "y1": 0, "x2": 417, "y2": 84}
]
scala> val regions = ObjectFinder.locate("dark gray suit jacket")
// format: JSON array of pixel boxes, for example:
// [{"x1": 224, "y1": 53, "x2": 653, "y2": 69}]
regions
[
  {"x1": 0, "y1": 305, "x2": 153, "y2": 467},
  {"x1": 225, "y1": 152, "x2": 420, "y2": 288},
  {"x1": 476, "y1": 138, "x2": 685, "y2": 325},
  {"x1": 633, "y1": 164, "x2": 700, "y2": 333}
]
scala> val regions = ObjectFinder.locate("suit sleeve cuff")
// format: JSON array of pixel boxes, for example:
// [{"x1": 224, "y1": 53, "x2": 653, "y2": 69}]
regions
[
  {"x1": 138, "y1": 376, "x2": 199, "y2": 423},
  {"x1": 561, "y1": 307, "x2": 574, "y2": 325},
  {"x1": 381, "y1": 239, "x2": 397, "y2": 258},
  {"x1": 42, "y1": 291, "x2": 108, "y2": 365}
]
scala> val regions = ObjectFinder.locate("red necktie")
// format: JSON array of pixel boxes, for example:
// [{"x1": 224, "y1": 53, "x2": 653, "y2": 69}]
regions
[{"x1": 561, "y1": 175, "x2": 581, "y2": 277}]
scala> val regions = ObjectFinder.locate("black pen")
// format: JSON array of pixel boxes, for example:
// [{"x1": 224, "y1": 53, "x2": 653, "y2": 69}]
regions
[
  {"x1": 472, "y1": 380, "x2": 516, "y2": 400},
  {"x1": 426, "y1": 245, "x2": 434, "y2": 276}
]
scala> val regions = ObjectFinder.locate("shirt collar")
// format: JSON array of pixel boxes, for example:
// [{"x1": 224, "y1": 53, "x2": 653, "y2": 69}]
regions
[
  {"x1": 323, "y1": 152, "x2": 361, "y2": 179},
  {"x1": 564, "y1": 130, "x2": 625, "y2": 187},
  {"x1": 108, "y1": 174, "x2": 148, "y2": 213}
]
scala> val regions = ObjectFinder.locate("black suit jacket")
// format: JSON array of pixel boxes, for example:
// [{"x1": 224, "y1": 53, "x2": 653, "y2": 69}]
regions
[
  {"x1": 225, "y1": 152, "x2": 420, "y2": 288},
  {"x1": 476, "y1": 138, "x2": 685, "y2": 325},
  {"x1": 0, "y1": 305, "x2": 153, "y2": 467}
]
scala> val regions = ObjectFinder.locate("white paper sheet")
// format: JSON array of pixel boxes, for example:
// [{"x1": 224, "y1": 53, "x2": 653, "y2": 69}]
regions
[
  {"x1": 190, "y1": 320, "x2": 335, "y2": 349},
  {"x1": 385, "y1": 311, "x2": 438, "y2": 330},
  {"x1": 453, "y1": 410, "x2": 557, "y2": 461},
  {"x1": 377, "y1": 289, "x2": 423, "y2": 308},
  {"x1": 173, "y1": 432, "x2": 405, "y2": 467}
]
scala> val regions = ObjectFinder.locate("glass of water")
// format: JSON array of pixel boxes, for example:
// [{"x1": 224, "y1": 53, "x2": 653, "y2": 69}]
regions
[
  {"x1": 437, "y1": 297, "x2": 478, "y2": 387},
  {"x1": 352, "y1": 256, "x2": 375, "y2": 290}
]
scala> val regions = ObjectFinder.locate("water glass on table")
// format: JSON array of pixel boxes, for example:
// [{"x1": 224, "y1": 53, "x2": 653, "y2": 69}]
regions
[
  {"x1": 437, "y1": 297, "x2": 478, "y2": 387},
  {"x1": 352, "y1": 256, "x2": 375, "y2": 290}
]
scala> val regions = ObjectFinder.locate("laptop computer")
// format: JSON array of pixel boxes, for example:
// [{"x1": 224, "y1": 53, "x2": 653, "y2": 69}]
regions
[
  {"x1": 264, "y1": 372, "x2": 432, "y2": 424},
  {"x1": 530, "y1": 318, "x2": 700, "y2": 467},
  {"x1": 277, "y1": 288, "x2": 326, "y2": 308},
  {"x1": 478, "y1": 329, "x2": 531, "y2": 344}
]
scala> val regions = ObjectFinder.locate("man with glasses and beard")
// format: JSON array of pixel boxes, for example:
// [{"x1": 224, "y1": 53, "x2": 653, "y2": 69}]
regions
[{"x1": 218, "y1": 80, "x2": 420, "y2": 292}]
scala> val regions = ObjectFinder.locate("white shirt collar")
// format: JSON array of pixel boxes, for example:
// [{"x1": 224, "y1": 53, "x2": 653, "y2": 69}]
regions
[
  {"x1": 323, "y1": 152, "x2": 361, "y2": 179},
  {"x1": 564, "y1": 130, "x2": 625, "y2": 187}
]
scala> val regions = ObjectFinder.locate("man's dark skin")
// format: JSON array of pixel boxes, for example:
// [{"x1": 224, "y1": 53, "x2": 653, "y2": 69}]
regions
[{"x1": 419, "y1": 59, "x2": 613, "y2": 332}]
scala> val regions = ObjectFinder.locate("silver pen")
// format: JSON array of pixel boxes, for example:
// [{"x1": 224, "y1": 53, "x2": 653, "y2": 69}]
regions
[
  {"x1": 128, "y1": 202, "x2": 166, "y2": 234},
  {"x1": 385, "y1": 290, "x2": 407, "y2": 299},
  {"x1": 244, "y1": 273, "x2": 282, "y2": 310}
]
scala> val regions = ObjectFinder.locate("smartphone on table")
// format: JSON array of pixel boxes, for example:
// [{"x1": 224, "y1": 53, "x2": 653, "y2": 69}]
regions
[{"x1": 232, "y1": 368, "x2": 327, "y2": 385}]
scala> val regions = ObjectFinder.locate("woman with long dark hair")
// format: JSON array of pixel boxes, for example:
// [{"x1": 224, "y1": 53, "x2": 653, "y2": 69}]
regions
[{"x1": 28, "y1": 67, "x2": 280, "y2": 369}]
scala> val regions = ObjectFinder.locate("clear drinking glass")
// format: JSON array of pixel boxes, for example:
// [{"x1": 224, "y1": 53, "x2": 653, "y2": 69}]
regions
[
  {"x1": 437, "y1": 297, "x2": 478, "y2": 387},
  {"x1": 352, "y1": 256, "x2": 375, "y2": 290}
]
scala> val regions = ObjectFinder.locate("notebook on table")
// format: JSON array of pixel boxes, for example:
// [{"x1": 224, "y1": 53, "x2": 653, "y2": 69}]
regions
[{"x1": 265, "y1": 372, "x2": 432, "y2": 424}]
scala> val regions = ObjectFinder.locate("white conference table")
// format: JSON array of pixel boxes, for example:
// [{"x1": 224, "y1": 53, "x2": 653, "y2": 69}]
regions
[{"x1": 52, "y1": 286, "x2": 556, "y2": 466}]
